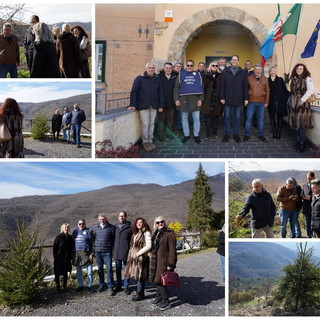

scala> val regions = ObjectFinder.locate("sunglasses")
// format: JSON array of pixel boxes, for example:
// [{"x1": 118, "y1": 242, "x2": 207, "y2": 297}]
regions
[
  {"x1": 186, "y1": 64, "x2": 193, "y2": 67},
  {"x1": 212, "y1": 65, "x2": 218, "y2": 67},
  {"x1": 78, "y1": 223, "x2": 85, "y2": 225},
  {"x1": 156, "y1": 220, "x2": 164, "y2": 224}
]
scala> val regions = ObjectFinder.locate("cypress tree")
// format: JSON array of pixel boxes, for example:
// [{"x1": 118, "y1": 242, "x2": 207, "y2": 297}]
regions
[{"x1": 185, "y1": 163, "x2": 213, "y2": 233}]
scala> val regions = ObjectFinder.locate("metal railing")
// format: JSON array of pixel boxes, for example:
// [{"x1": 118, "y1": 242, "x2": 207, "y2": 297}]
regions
[{"x1": 96, "y1": 91, "x2": 130, "y2": 114}]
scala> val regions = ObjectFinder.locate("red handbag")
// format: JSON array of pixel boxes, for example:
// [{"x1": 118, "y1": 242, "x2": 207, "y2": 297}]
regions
[{"x1": 161, "y1": 271, "x2": 180, "y2": 286}]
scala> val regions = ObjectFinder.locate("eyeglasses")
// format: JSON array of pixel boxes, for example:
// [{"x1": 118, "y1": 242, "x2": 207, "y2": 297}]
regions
[
  {"x1": 186, "y1": 64, "x2": 193, "y2": 67},
  {"x1": 156, "y1": 220, "x2": 164, "y2": 224},
  {"x1": 78, "y1": 223, "x2": 85, "y2": 225},
  {"x1": 212, "y1": 65, "x2": 218, "y2": 67}
]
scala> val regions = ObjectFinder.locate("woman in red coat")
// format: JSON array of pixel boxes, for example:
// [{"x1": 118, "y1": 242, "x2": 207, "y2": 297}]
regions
[{"x1": 149, "y1": 216, "x2": 177, "y2": 311}]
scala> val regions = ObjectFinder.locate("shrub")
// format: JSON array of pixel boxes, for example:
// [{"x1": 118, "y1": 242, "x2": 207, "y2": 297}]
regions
[
  {"x1": 0, "y1": 222, "x2": 50, "y2": 306},
  {"x1": 95, "y1": 139, "x2": 139, "y2": 158},
  {"x1": 201, "y1": 229, "x2": 219, "y2": 248},
  {"x1": 31, "y1": 112, "x2": 49, "y2": 140}
]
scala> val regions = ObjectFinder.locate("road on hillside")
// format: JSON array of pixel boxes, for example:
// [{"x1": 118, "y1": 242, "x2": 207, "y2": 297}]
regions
[{"x1": 0, "y1": 249, "x2": 225, "y2": 317}]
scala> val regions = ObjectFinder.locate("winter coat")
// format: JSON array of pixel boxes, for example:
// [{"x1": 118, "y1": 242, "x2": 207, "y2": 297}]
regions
[
  {"x1": 52, "y1": 114, "x2": 62, "y2": 133},
  {"x1": 56, "y1": 32, "x2": 82, "y2": 78},
  {"x1": 149, "y1": 227, "x2": 177, "y2": 284},
  {"x1": 216, "y1": 230, "x2": 225, "y2": 256},
  {"x1": 173, "y1": 74, "x2": 204, "y2": 112},
  {"x1": 31, "y1": 41, "x2": 61, "y2": 78},
  {"x1": 239, "y1": 189, "x2": 276, "y2": 229},
  {"x1": 92, "y1": 223, "x2": 115, "y2": 253},
  {"x1": 114, "y1": 221, "x2": 132, "y2": 261},
  {"x1": 130, "y1": 72, "x2": 165, "y2": 110},
  {"x1": 311, "y1": 196, "x2": 320, "y2": 233},
  {"x1": 220, "y1": 66, "x2": 248, "y2": 106},
  {"x1": 158, "y1": 71, "x2": 176, "y2": 109},
  {"x1": 276, "y1": 185, "x2": 299, "y2": 211},
  {"x1": 247, "y1": 74, "x2": 270, "y2": 104},
  {"x1": 125, "y1": 231, "x2": 151, "y2": 282},
  {"x1": 53, "y1": 232, "x2": 74, "y2": 275},
  {"x1": 0, "y1": 112, "x2": 24, "y2": 158},
  {"x1": 202, "y1": 71, "x2": 223, "y2": 116},
  {"x1": 288, "y1": 76, "x2": 314, "y2": 129},
  {"x1": 301, "y1": 182, "x2": 313, "y2": 217},
  {"x1": 71, "y1": 108, "x2": 86, "y2": 125},
  {"x1": 268, "y1": 76, "x2": 289, "y2": 117},
  {"x1": 0, "y1": 34, "x2": 20, "y2": 65}
]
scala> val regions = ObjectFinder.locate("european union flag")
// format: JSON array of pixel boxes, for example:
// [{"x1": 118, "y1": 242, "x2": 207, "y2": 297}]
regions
[{"x1": 301, "y1": 19, "x2": 320, "y2": 58}]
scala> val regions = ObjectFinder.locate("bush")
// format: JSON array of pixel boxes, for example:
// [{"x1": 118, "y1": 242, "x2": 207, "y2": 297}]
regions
[
  {"x1": 0, "y1": 221, "x2": 50, "y2": 306},
  {"x1": 31, "y1": 112, "x2": 49, "y2": 140},
  {"x1": 201, "y1": 229, "x2": 218, "y2": 248}
]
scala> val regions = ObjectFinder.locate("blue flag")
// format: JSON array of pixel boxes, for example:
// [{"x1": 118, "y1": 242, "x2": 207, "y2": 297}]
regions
[{"x1": 301, "y1": 19, "x2": 320, "y2": 58}]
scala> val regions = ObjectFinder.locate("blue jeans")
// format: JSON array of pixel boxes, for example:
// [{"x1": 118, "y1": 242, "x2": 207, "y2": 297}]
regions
[
  {"x1": 63, "y1": 127, "x2": 71, "y2": 141},
  {"x1": 224, "y1": 105, "x2": 241, "y2": 135},
  {"x1": 290, "y1": 210, "x2": 301, "y2": 238},
  {"x1": 181, "y1": 110, "x2": 200, "y2": 137},
  {"x1": 304, "y1": 214, "x2": 312, "y2": 238},
  {"x1": 76, "y1": 261, "x2": 93, "y2": 288},
  {"x1": 95, "y1": 251, "x2": 114, "y2": 288},
  {"x1": 245, "y1": 102, "x2": 265, "y2": 136},
  {"x1": 280, "y1": 209, "x2": 295, "y2": 238},
  {"x1": 115, "y1": 259, "x2": 129, "y2": 288},
  {"x1": 220, "y1": 255, "x2": 225, "y2": 280},
  {"x1": 72, "y1": 123, "x2": 82, "y2": 145},
  {"x1": 297, "y1": 128, "x2": 306, "y2": 143},
  {"x1": 137, "y1": 280, "x2": 145, "y2": 293},
  {"x1": 0, "y1": 64, "x2": 18, "y2": 78}
]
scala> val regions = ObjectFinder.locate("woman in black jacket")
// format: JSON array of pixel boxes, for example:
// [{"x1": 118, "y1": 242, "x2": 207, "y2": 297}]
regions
[
  {"x1": 267, "y1": 67, "x2": 289, "y2": 139},
  {"x1": 53, "y1": 223, "x2": 74, "y2": 291}
]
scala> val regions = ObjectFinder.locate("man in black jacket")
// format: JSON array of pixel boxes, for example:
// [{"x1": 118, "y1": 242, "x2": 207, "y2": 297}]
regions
[
  {"x1": 236, "y1": 179, "x2": 276, "y2": 238},
  {"x1": 220, "y1": 54, "x2": 248, "y2": 143},
  {"x1": 129, "y1": 62, "x2": 164, "y2": 152},
  {"x1": 301, "y1": 171, "x2": 315, "y2": 238},
  {"x1": 311, "y1": 179, "x2": 320, "y2": 238},
  {"x1": 114, "y1": 211, "x2": 132, "y2": 295}
]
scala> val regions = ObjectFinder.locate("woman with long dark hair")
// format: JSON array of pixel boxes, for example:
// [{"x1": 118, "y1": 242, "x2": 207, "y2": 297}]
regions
[
  {"x1": 71, "y1": 25, "x2": 91, "y2": 78},
  {"x1": 149, "y1": 216, "x2": 177, "y2": 311},
  {"x1": 288, "y1": 63, "x2": 315, "y2": 152},
  {"x1": 267, "y1": 66, "x2": 289, "y2": 139},
  {"x1": 0, "y1": 98, "x2": 24, "y2": 158},
  {"x1": 125, "y1": 217, "x2": 151, "y2": 302}
]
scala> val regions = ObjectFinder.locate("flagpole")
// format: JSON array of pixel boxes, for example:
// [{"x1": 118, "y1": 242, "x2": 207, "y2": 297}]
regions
[
  {"x1": 281, "y1": 37, "x2": 286, "y2": 80},
  {"x1": 288, "y1": 4, "x2": 304, "y2": 77}
]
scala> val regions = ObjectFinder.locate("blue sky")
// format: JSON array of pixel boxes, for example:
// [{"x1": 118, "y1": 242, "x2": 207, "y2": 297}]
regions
[
  {"x1": 0, "y1": 82, "x2": 91, "y2": 104},
  {"x1": 276, "y1": 242, "x2": 320, "y2": 258},
  {"x1": 19, "y1": 4, "x2": 91, "y2": 24},
  {"x1": 0, "y1": 162, "x2": 225, "y2": 199}
]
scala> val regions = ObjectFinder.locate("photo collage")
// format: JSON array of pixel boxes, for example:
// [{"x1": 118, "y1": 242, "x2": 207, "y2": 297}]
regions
[{"x1": 0, "y1": 2, "x2": 319, "y2": 319}]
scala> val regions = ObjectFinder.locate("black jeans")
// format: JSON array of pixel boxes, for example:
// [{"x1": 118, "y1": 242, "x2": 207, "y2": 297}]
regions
[{"x1": 157, "y1": 284, "x2": 168, "y2": 302}]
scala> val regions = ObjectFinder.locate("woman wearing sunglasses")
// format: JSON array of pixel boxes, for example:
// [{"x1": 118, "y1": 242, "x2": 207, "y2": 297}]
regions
[
  {"x1": 149, "y1": 216, "x2": 177, "y2": 311},
  {"x1": 202, "y1": 61, "x2": 223, "y2": 140}
]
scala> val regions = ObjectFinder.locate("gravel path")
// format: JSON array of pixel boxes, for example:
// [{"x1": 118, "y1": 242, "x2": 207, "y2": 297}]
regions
[
  {"x1": 24, "y1": 137, "x2": 92, "y2": 158},
  {"x1": 0, "y1": 249, "x2": 225, "y2": 316}
]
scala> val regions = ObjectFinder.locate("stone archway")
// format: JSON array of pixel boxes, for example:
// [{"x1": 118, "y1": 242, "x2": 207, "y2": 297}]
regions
[{"x1": 165, "y1": 6, "x2": 276, "y2": 67}]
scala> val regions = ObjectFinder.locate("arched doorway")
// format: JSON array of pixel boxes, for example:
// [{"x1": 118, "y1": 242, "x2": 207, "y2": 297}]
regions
[{"x1": 167, "y1": 7, "x2": 276, "y2": 68}]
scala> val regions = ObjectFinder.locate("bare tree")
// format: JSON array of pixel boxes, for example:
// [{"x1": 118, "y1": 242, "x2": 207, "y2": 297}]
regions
[{"x1": 0, "y1": 4, "x2": 26, "y2": 24}]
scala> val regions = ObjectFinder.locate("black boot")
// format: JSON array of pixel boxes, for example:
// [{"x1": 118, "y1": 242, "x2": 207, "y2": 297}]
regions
[
  {"x1": 132, "y1": 291, "x2": 145, "y2": 302},
  {"x1": 297, "y1": 142, "x2": 306, "y2": 153}
]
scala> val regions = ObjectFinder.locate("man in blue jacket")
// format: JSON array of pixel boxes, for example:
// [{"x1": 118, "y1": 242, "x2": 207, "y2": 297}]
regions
[
  {"x1": 114, "y1": 211, "x2": 132, "y2": 294},
  {"x1": 220, "y1": 55, "x2": 248, "y2": 143},
  {"x1": 129, "y1": 62, "x2": 164, "y2": 152},
  {"x1": 236, "y1": 179, "x2": 276, "y2": 238},
  {"x1": 93, "y1": 213, "x2": 116, "y2": 296},
  {"x1": 71, "y1": 103, "x2": 86, "y2": 148}
]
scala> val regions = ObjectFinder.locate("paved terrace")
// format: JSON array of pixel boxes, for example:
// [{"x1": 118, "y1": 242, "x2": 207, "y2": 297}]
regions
[{"x1": 138, "y1": 120, "x2": 315, "y2": 159}]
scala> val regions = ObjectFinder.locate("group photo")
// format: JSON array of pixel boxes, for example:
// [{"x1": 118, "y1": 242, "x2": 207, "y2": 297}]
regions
[
  {"x1": 0, "y1": 161, "x2": 225, "y2": 316},
  {"x1": 95, "y1": 3, "x2": 319, "y2": 159},
  {"x1": 0, "y1": 3, "x2": 91, "y2": 78}
]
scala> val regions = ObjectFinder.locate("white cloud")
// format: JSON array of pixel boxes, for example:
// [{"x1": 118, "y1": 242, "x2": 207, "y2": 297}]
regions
[{"x1": 0, "y1": 182, "x2": 59, "y2": 199}]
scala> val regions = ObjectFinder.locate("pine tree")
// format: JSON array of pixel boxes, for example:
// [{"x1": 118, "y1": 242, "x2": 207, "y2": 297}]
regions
[
  {"x1": 185, "y1": 163, "x2": 213, "y2": 233},
  {"x1": 31, "y1": 112, "x2": 49, "y2": 140},
  {"x1": 274, "y1": 243, "x2": 320, "y2": 311},
  {"x1": 0, "y1": 221, "x2": 50, "y2": 306}
]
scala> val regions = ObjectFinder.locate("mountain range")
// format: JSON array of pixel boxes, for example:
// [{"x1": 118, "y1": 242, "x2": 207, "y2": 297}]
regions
[
  {"x1": 229, "y1": 242, "x2": 320, "y2": 279},
  {"x1": 0, "y1": 173, "x2": 224, "y2": 246}
]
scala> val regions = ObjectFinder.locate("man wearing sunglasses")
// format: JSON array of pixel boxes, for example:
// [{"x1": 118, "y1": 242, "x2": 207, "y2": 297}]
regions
[
  {"x1": 72, "y1": 219, "x2": 94, "y2": 293},
  {"x1": 174, "y1": 59, "x2": 204, "y2": 144}
]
